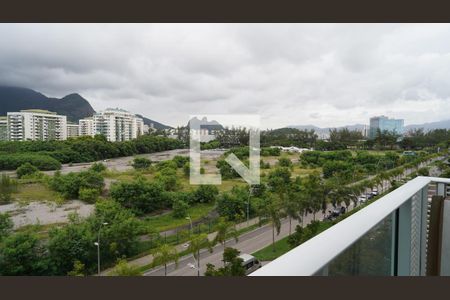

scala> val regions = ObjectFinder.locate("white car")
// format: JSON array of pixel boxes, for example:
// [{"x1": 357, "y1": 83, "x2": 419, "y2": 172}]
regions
[
  {"x1": 371, "y1": 189, "x2": 378, "y2": 196},
  {"x1": 358, "y1": 195, "x2": 367, "y2": 204}
]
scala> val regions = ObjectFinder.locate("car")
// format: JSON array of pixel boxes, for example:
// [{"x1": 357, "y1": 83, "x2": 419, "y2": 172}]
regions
[
  {"x1": 367, "y1": 193, "x2": 374, "y2": 199},
  {"x1": 371, "y1": 189, "x2": 378, "y2": 196},
  {"x1": 238, "y1": 254, "x2": 262, "y2": 275},
  {"x1": 358, "y1": 195, "x2": 367, "y2": 204}
]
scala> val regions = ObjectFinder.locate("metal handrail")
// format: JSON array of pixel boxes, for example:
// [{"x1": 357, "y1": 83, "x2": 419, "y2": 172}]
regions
[{"x1": 251, "y1": 176, "x2": 450, "y2": 276}]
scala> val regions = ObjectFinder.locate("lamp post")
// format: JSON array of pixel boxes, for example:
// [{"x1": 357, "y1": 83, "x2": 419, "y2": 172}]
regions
[{"x1": 95, "y1": 221, "x2": 108, "y2": 275}]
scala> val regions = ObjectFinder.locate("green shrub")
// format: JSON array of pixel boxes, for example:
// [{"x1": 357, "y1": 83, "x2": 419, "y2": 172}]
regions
[
  {"x1": 79, "y1": 188, "x2": 100, "y2": 203},
  {"x1": 16, "y1": 162, "x2": 39, "y2": 179},
  {"x1": 172, "y1": 155, "x2": 189, "y2": 168},
  {"x1": 132, "y1": 157, "x2": 152, "y2": 170},
  {"x1": 90, "y1": 162, "x2": 107, "y2": 173},
  {"x1": 0, "y1": 175, "x2": 18, "y2": 204},
  {"x1": 0, "y1": 153, "x2": 61, "y2": 170},
  {"x1": 172, "y1": 199, "x2": 189, "y2": 218}
]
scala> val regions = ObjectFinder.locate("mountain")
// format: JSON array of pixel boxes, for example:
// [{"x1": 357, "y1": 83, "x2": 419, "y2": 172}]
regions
[
  {"x1": 135, "y1": 114, "x2": 172, "y2": 130},
  {"x1": 0, "y1": 86, "x2": 95, "y2": 122},
  {"x1": 405, "y1": 120, "x2": 450, "y2": 131},
  {"x1": 187, "y1": 117, "x2": 224, "y2": 130},
  {"x1": 288, "y1": 123, "x2": 367, "y2": 137},
  {"x1": 0, "y1": 86, "x2": 173, "y2": 129}
]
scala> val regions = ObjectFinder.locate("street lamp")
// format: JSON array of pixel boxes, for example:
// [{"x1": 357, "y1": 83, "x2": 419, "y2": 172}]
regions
[{"x1": 95, "y1": 221, "x2": 108, "y2": 275}]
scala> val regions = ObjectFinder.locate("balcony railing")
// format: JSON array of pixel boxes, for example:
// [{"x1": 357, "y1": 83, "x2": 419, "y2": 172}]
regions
[{"x1": 251, "y1": 176, "x2": 450, "y2": 276}]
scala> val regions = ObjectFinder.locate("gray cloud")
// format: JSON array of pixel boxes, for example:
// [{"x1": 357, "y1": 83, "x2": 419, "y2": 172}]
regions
[{"x1": 1, "y1": 24, "x2": 450, "y2": 128}]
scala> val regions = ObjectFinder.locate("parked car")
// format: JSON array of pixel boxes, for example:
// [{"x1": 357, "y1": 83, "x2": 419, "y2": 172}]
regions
[
  {"x1": 358, "y1": 195, "x2": 367, "y2": 204},
  {"x1": 371, "y1": 189, "x2": 378, "y2": 196},
  {"x1": 238, "y1": 254, "x2": 262, "y2": 275}
]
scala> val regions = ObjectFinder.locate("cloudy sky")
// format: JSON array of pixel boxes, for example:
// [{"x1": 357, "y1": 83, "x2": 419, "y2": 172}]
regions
[{"x1": 1, "y1": 23, "x2": 450, "y2": 128}]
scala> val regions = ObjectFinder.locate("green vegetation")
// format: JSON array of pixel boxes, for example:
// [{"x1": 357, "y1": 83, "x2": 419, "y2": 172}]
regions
[
  {"x1": 16, "y1": 162, "x2": 39, "y2": 179},
  {"x1": 205, "y1": 247, "x2": 245, "y2": 276},
  {"x1": 0, "y1": 174, "x2": 18, "y2": 204},
  {"x1": 253, "y1": 236, "x2": 291, "y2": 261},
  {"x1": 0, "y1": 134, "x2": 183, "y2": 171},
  {"x1": 48, "y1": 170, "x2": 104, "y2": 200},
  {"x1": 132, "y1": 157, "x2": 152, "y2": 170}
]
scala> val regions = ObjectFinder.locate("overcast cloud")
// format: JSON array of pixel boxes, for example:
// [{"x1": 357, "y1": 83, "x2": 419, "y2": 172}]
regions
[{"x1": 1, "y1": 23, "x2": 450, "y2": 128}]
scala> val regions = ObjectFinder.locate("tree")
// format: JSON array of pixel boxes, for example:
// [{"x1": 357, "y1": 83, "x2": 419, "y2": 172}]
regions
[
  {"x1": 152, "y1": 244, "x2": 179, "y2": 276},
  {"x1": 0, "y1": 212, "x2": 13, "y2": 241},
  {"x1": 216, "y1": 186, "x2": 249, "y2": 221},
  {"x1": 204, "y1": 247, "x2": 245, "y2": 276},
  {"x1": 90, "y1": 162, "x2": 107, "y2": 173},
  {"x1": 0, "y1": 174, "x2": 18, "y2": 204},
  {"x1": 132, "y1": 157, "x2": 152, "y2": 170},
  {"x1": 16, "y1": 162, "x2": 39, "y2": 178},
  {"x1": 193, "y1": 185, "x2": 219, "y2": 203},
  {"x1": 110, "y1": 259, "x2": 142, "y2": 276},
  {"x1": 0, "y1": 231, "x2": 50, "y2": 275},
  {"x1": 278, "y1": 157, "x2": 292, "y2": 168},
  {"x1": 172, "y1": 199, "x2": 189, "y2": 218},
  {"x1": 213, "y1": 218, "x2": 238, "y2": 257},
  {"x1": 187, "y1": 233, "x2": 213, "y2": 276},
  {"x1": 67, "y1": 260, "x2": 86, "y2": 276}
]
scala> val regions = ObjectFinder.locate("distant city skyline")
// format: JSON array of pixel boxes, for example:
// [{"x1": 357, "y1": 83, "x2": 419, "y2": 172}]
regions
[{"x1": 1, "y1": 24, "x2": 450, "y2": 128}]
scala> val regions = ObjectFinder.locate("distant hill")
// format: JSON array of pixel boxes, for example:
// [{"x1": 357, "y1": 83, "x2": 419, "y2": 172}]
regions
[
  {"x1": 0, "y1": 86, "x2": 95, "y2": 122},
  {"x1": 0, "y1": 86, "x2": 172, "y2": 129},
  {"x1": 288, "y1": 123, "x2": 367, "y2": 137},
  {"x1": 187, "y1": 117, "x2": 224, "y2": 131},
  {"x1": 135, "y1": 114, "x2": 172, "y2": 130},
  {"x1": 405, "y1": 120, "x2": 450, "y2": 132}
]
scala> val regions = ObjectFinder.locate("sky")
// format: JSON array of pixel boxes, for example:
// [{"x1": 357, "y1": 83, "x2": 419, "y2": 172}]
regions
[{"x1": 1, "y1": 23, "x2": 450, "y2": 129}]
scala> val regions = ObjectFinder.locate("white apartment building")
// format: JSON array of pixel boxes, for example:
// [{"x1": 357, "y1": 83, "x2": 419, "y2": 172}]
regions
[
  {"x1": 80, "y1": 108, "x2": 144, "y2": 142},
  {"x1": 67, "y1": 123, "x2": 80, "y2": 138},
  {"x1": 0, "y1": 117, "x2": 7, "y2": 141},
  {"x1": 79, "y1": 117, "x2": 94, "y2": 137},
  {"x1": 7, "y1": 109, "x2": 67, "y2": 141}
]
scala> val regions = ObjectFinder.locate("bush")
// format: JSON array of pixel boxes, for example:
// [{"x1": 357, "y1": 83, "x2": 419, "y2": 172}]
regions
[
  {"x1": 172, "y1": 155, "x2": 189, "y2": 168},
  {"x1": 261, "y1": 147, "x2": 281, "y2": 156},
  {"x1": 132, "y1": 157, "x2": 152, "y2": 170},
  {"x1": 0, "y1": 175, "x2": 18, "y2": 204},
  {"x1": 193, "y1": 185, "x2": 219, "y2": 204},
  {"x1": 79, "y1": 188, "x2": 100, "y2": 203},
  {"x1": 90, "y1": 162, "x2": 107, "y2": 173},
  {"x1": 0, "y1": 153, "x2": 61, "y2": 171},
  {"x1": 110, "y1": 179, "x2": 168, "y2": 215},
  {"x1": 278, "y1": 157, "x2": 292, "y2": 168},
  {"x1": 172, "y1": 199, "x2": 189, "y2": 218},
  {"x1": 16, "y1": 162, "x2": 39, "y2": 179},
  {"x1": 48, "y1": 171, "x2": 104, "y2": 200}
]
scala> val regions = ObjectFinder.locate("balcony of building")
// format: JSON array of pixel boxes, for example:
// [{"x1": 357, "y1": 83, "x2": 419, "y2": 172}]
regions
[{"x1": 251, "y1": 176, "x2": 450, "y2": 276}]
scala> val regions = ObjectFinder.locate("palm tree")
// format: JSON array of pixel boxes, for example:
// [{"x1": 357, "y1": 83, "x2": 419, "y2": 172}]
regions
[
  {"x1": 152, "y1": 243, "x2": 179, "y2": 276},
  {"x1": 188, "y1": 233, "x2": 213, "y2": 276},
  {"x1": 266, "y1": 195, "x2": 282, "y2": 252},
  {"x1": 213, "y1": 217, "x2": 238, "y2": 252}
]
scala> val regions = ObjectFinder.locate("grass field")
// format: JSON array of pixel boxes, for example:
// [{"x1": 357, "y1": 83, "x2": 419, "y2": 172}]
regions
[
  {"x1": 14, "y1": 183, "x2": 63, "y2": 205},
  {"x1": 252, "y1": 236, "x2": 291, "y2": 261},
  {"x1": 142, "y1": 202, "x2": 216, "y2": 232}
]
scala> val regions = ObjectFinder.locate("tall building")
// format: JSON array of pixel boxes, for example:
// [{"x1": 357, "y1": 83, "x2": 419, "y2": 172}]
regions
[
  {"x1": 79, "y1": 117, "x2": 94, "y2": 137},
  {"x1": 81, "y1": 108, "x2": 144, "y2": 142},
  {"x1": 67, "y1": 123, "x2": 80, "y2": 138},
  {"x1": 369, "y1": 116, "x2": 404, "y2": 139},
  {"x1": 0, "y1": 117, "x2": 7, "y2": 141},
  {"x1": 7, "y1": 109, "x2": 67, "y2": 141}
]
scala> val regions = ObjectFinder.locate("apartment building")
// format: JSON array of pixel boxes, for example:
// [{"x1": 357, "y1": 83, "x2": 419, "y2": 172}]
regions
[
  {"x1": 7, "y1": 109, "x2": 67, "y2": 141},
  {"x1": 80, "y1": 108, "x2": 144, "y2": 142},
  {"x1": 67, "y1": 123, "x2": 80, "y2": 138},
  {"x1": 0, "y1": 117, "x2": 7, "y2": 141},
  {"x1": 79, "y1": 117, "x2": 94, "y2": 137}
]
